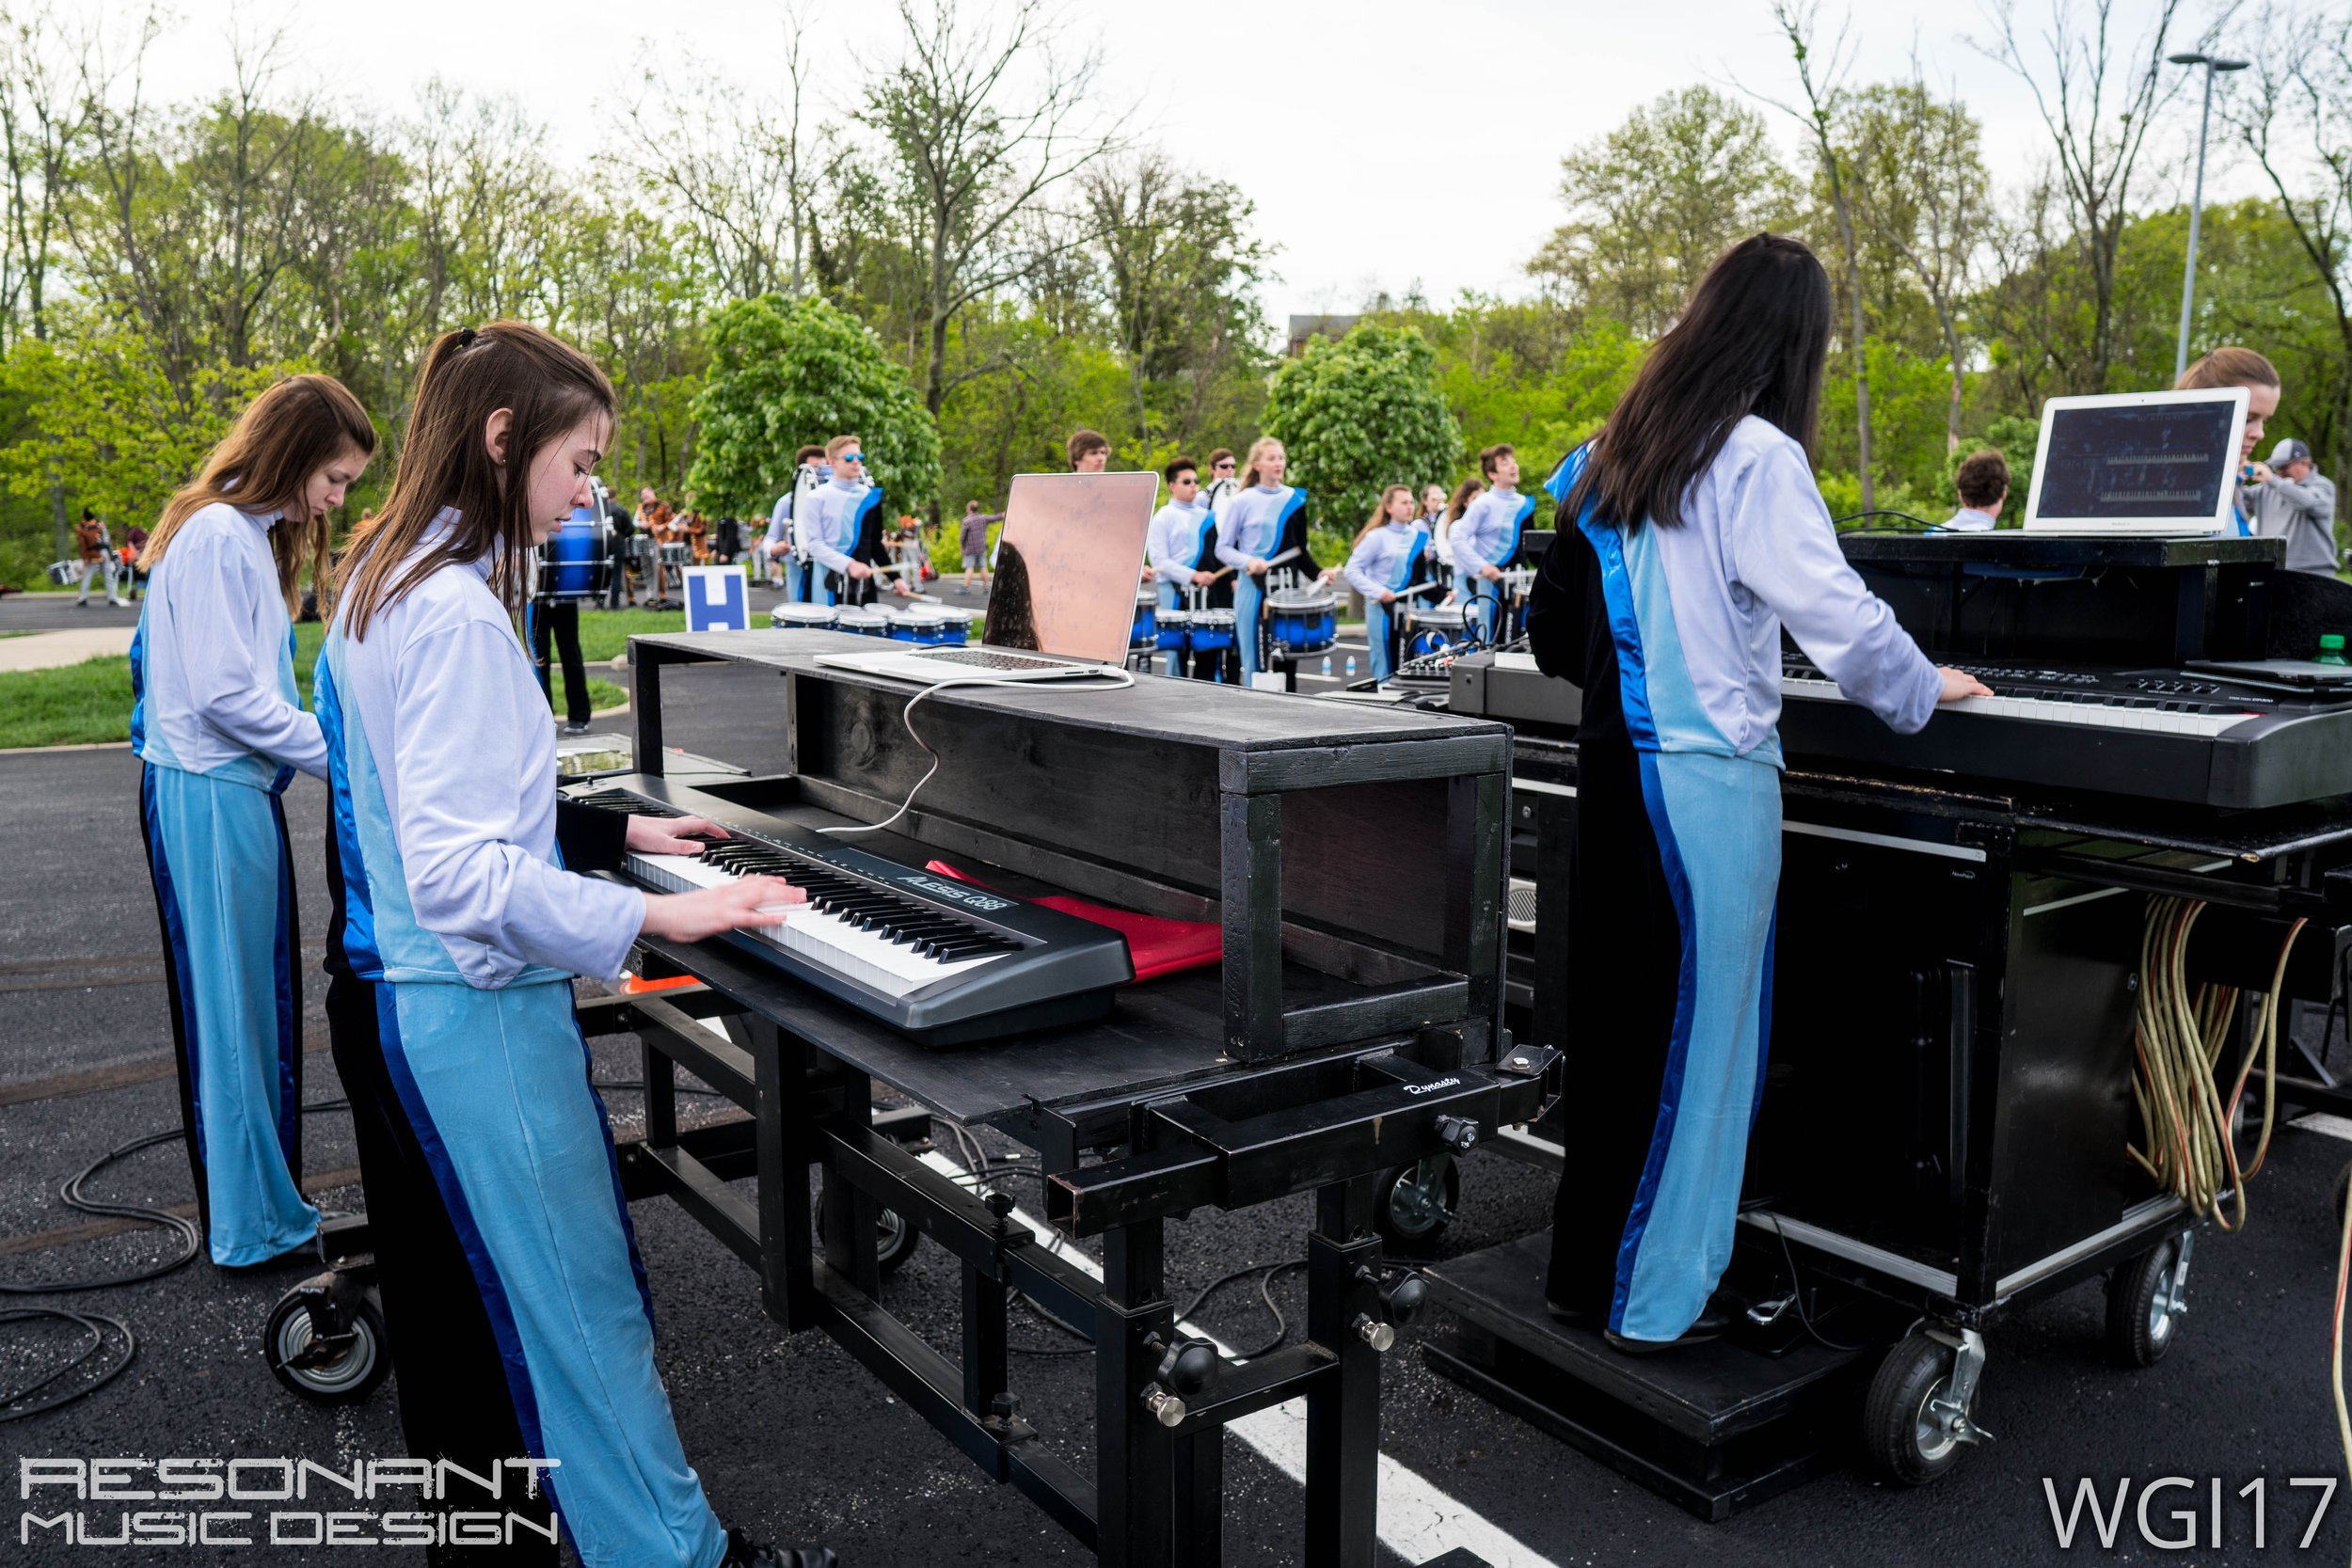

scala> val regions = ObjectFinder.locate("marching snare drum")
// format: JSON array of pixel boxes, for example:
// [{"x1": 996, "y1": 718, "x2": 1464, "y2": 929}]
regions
[
  {"x1": 536, "y1": 512, "x2": 612, "y2": 601},
  {"x1": 1265, "y1": 586, "x2": 1338, "y2": 657},
  {"x1": 835, "y1": 607, "x2": 890, "y2": 637},
  {"x1": 1155, "y1": 608, "x2": 1194, "y2": 653},
  {"x1": 1405, "y1": 602, "x2": 1470, "y2": 660},
  {"x1": 1188, "y1": 608, "x2": 1237, "y2": 654},
  {"x1": 936, "y1": 610, "x2": 974, "y2": 646},
  {"x1": 1132, "y1": 589, "x2": 1158, "y2": 650},
  {"x1": 770, "y1": 603, "x2": 839, "y2": 631},
  {"x1": 895, "y1": 606, "x2": 958, "y2": 645}
]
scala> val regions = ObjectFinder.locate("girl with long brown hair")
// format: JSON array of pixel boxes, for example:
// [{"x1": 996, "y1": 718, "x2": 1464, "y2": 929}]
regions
[
  {"x1": 133, "y1": 372, "x2": 373, "y2": 1268},
  {"x1": 1342, "y1": 483, "x2": 1430, "y2": 681},
  {"x1": 1527, "y1": 234, "x2": 1986, "y2": 1353},
  {"x1": 318, "y1": 322, "x2": 824, "y2": 1568}
]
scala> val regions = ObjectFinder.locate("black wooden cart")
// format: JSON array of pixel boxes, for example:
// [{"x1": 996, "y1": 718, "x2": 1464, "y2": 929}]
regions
[{"x1": 591, "y1": 633, "x2": 1555, "y2": 1566}]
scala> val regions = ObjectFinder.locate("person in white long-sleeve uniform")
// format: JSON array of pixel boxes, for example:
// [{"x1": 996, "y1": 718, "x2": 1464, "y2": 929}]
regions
[
  {"x1": 131, "y1": 373, "x2": 375, "y2": 1267},
  {"x1": 1451, "y1": 444, "x2": 1535, "y2": 644},
  {"x1": 1527, "y1": 235, "x2": 1990, "y2": 1354},
  {"x1": 1342, "y1": 485, "x2": 1431, "y2": 682},
  {"x1": 1146, "y1": 454, "x2": 1219, "y2": 676},
  {"x1": 318, "y1": 322, "x2": 832, "y2": 1568}
]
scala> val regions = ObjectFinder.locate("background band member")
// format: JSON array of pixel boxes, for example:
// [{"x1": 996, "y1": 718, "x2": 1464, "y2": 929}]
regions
[
  {"x1": 320, "y1": 322, "x2": 827, "y2": 1568},
  {"x1": 769, "y1": 444, "x2": 824, "y2": 599},
  {"x1": 2174, "y1": 346, "x2": 2280, "y2": 535},
  {"x1": 803, "y1": 435, "x2": 898, "y2": 608},
  {"x1": 2247, "y1": 436, "x2": 2338, "y2": 576},
  {"x1": 1527, "y1": 234, "x2": 1986, "y2": 1353},
  {"x1": 1201, "y1": 448, "x2": 1239, "y2": 515},
  {"x1": 1148, "y1": 455, "x2": 1218, "y2": 676},
  {"x1": 1343, "y1": 484, "x2": 1429, "y2": 682},
  {"x1": 1213, "y1": 437, "x2": 1307, "y2": 685},
  {"x1": 1068, "y1": 427, "x2": 1109, "y2": 472},
  {"x1": 1435, "y1": 476, "x2": 1483, "y2": 596},
  {"x1": 75, "y1": 506, "x2": 129, "y2": 608},
  {"x1": 1450, "y1": 444, "x2": 1534, "y2": 643},
  {"x1": 1942, "y1": 449, "x2": 2009, "y2": 531},
  {"x1": 132, "y1": 372, "x2": 374, "y2": 1267}
]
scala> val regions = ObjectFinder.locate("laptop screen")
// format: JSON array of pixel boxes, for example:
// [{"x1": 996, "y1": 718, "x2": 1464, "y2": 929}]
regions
[
  {"x1": 2024, "y1": 388, "x2": 2249, "y2": 535},
  {"x1": 983, "y1": 471, "x2": 1157, "y2": 658}
]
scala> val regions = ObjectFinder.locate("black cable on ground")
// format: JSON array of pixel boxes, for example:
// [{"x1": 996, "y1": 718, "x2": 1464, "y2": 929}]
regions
[{"x1": 0, "y1": 1308, "x2": 135, "y2": 1422}]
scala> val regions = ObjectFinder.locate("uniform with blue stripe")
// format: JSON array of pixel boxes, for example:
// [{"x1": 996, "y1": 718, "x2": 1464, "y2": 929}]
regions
[
  {"x1": 1213, "y1": 483, "x2": 1307, "y2": 682},
  {"x1": 1450, "y1": 486, "x2": 1535, "y2": 643},
  {"x1": 1528, "y1": 425, "x2": 1940, "y2": 1343},
  {"x1": 132, "y1": 500, "x2": 322, "y2": 1267},
  {"x1": 1147, "y1": 495, "x2": 1218, "y2": 676},
  {"x1": 801, "y1": 474, "x2": 884, "y2": 607},
  {"x1": 1342, "y1": 519, "x2": 1430, "y2": 681},
  {"x1": 771, "y1": 461, "x2": 829, "y2": 603},
  {"x1": 318, "y1": 518, "x2": 728, "y2": 1566}
]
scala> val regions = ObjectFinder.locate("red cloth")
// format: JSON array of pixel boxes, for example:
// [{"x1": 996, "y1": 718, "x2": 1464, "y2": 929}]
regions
[{"x1": 924, "y1": 861, "x2": 1221, "y2": 982}]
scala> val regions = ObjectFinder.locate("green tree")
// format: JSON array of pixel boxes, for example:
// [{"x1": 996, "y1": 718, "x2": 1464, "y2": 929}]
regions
[
  {"x1": 1528, "y1": 86, "x2": 1794, "y2": 337},
  {"x1": 1260, "y1": 321, "x2": 1460, "y2": 532},
  {"x1": 686, "y1": 293, "x2": 940, "y2": 516}
]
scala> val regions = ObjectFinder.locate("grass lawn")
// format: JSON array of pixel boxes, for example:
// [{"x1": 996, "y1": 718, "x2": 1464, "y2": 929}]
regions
[{"x1": 0, "y1": 609, "x2": 670, "y2": 750}]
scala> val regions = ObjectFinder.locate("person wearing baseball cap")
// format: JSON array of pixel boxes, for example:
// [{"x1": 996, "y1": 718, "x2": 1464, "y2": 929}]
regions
[{"x1": 2247, "y1": 436, "x2": 2338, "y2": 576}]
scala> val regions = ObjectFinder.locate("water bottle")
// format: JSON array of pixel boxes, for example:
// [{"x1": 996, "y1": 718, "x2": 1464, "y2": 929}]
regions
[
  {"x1": 2320, "y1": 634, "x2": 2348, "y2": 667},
  {"x1": 1321, "y1": 656, "x2": 1332, "y2": 676},
  {"x1": 1345, "y1": 655, "x2": 1358, "y2": 677}
]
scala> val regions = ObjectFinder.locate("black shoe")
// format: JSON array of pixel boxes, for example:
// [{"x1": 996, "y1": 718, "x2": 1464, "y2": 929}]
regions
[
  {"x1": 562, "y1": 721, "x2": 591, "y2": 736},
  {"x1": 1542, "y1": 1295, "x2": 1598, "y2": 1327},
  {"x1": 1602, "y1": 1299, "x2": 1737, "y2": 1354},
  {"x1": 720, "y1": 1525, "x2": 836, "y2": 1568}
]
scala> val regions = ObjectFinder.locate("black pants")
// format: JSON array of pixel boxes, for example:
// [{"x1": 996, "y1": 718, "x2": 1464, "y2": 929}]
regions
[
  {"x1": 328, "y1": 972, "x2": 560, "y2": 1563},
  {"x1": 529, "y1": 600, "x2": 590, "y2": 725},
  {"x1": 1543, "y1": 726, "x2": 1686, "y2": 1319}
]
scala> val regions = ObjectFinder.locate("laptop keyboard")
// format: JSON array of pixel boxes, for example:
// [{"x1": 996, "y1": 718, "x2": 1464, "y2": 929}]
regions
[{"x1": 913, "y1": 647, "x2": 1075, "y2": 672}]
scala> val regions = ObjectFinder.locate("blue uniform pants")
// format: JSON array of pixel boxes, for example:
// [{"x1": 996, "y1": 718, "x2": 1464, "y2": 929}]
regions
[
  {"x1": 1235, "y1": 572, "x2": 1265, "y2": 681},
  {"x1": 1365, "y1": 599, "x2": 1397, "y2": 681},
  {"x1": 139, "y1": 763, "x2": 318, "y2": 1266},
  {"x1": 1156, "y1": 580, "x2": 1185, "y2": 676}
]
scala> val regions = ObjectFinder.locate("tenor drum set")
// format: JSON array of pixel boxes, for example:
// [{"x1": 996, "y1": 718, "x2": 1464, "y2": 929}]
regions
[
  {"x1": 772, "y1": 602, "x2": 976, "y2": 645},
  {"x1": 534, "y1": 509, "x2": 617, "y2": 603}
]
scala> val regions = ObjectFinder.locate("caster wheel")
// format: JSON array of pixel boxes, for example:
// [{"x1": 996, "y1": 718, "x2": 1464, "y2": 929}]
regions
[
  {"x1": 263, "y1": 1276, "x2": 389, "y2": 1404},
  {"x1": 2106, "y1": 1232, "x2": 2191, "y2": 1368},
  {"x1": 814, "y1": 1196, "x2": 922, "y2": 1275},
  {"x1": 1373, "y1": 1155, "x2": 1460, "y2": 1251},
  {"x1": 1862, "y1": 1331, "x2": 1974, "y2": 1485}
]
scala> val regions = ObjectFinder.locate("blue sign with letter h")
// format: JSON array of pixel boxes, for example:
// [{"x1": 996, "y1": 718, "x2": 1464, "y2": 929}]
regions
[{"x1": 685, "y1": 568, "x2": 748, "y2": 632}]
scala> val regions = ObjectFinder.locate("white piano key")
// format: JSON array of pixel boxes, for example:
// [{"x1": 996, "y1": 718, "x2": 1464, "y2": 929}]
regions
[{"x1": 1781, "y1": 675, "x2": 2258, "y2": 738}]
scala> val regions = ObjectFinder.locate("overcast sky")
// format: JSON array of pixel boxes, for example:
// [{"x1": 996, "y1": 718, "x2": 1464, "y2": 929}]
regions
[{"x1": 129, "y1": 0, "x2": 2256, "y2": 325}]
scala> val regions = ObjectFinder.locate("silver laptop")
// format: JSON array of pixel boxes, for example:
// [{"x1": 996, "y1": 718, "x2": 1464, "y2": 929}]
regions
[
  {"x1": 2022, "y1": 387, "x2": 2250, "y2": 536},
  {"x1": 817, "y1": 469, "x2": 1156, "y2": 683}
]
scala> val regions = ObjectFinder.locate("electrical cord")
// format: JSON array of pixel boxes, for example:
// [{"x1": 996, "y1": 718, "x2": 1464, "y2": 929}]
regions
[
  {"x1": 817, "y1": 669, "x2": 1136, "y2": 839},
  {"x1": 1833, "y1": 509, "x2": 1942, "y2": 531},
  {"x1": 0, "y1": 1309, "x2": 135, "y2": 1422},
  {"x1": 2126, "y1": 896, "x2": 2305, "y2": 1231}
]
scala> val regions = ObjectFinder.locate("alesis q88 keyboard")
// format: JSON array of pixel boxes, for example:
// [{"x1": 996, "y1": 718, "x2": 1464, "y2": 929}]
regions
[{"x1": 570, "y1": 784, "x2": 1134, "y2": 1047}]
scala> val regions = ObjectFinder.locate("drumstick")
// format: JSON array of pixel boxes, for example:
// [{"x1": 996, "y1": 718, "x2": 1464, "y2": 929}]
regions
[
  {"x1": 1391, "y1": 581, "x2": 1441, "y2": 602},
  {"x1": 1210, "y1": 546, "x2": 1303, "y2": 581}
]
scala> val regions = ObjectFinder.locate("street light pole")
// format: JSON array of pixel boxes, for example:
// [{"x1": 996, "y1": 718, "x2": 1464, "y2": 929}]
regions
[{"x1": 2169, "y1": 52, "x2": 2249, "y2": 381}]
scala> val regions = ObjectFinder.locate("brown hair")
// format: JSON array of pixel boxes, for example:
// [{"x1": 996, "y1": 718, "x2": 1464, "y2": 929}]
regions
[
  {"x1": 795, "y1": 443, "x2": 826, "y2": 465},
  {"x1": 2175, "y1": 346, "x2": 2280, "y2": 392},
  {"x1": 1355, "y1": 483, "x2": 1416, "y2": 547},
  {"x1": 142, "y1": 374, "x2": 375, "y2": 614},
  {"x1": 1239, "y1": 437, "x2": 1285, "y2": 490},
  {"x1": 336, "y1": 323, "x2": 613, "y2": 639},
  {"x1": 1206, "y1": 448, "x2": 1234, "y2": 469},
  {"x1": 1478, "y1": 444, "x2": 1517, "y2": 480},
  {"x1": 1954, "y1": 449, "x2": 2010, "y2": 511},
  {"x1": 1442, "y1": 477, "x2": 1484, "y2": 531},
  {"x1": 1067, "y1": 428, "x2": 1110, "y2": 467},
  {"x1": 826, "y1": 434, "x2": 863, "y2": 463}
]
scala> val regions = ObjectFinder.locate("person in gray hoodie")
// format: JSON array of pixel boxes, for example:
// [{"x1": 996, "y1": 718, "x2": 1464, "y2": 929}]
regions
[{"x1": 2248, "y1": 436, "x2": 2339, "y2": 576}]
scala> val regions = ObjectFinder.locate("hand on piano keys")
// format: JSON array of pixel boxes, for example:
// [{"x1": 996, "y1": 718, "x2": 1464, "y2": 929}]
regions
[
  {"x1": 638, "y1": 872, "x2": 808, "y2": 942},
  {"x1": 1938, "y1": 667, "x2": 1994, "y2": 703},
  {"x1": 624, "y1": 812, "x2": 735, "y2": 858}
]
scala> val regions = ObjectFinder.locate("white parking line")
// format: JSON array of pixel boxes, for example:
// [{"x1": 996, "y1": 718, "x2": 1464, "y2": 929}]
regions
[
  {"x1": 919, "y1": 1150, "x2": 1561, "y2": 1568},
  {"x1": 2294, "y1": 1112, "x2": 2352, "y2": 1143}
]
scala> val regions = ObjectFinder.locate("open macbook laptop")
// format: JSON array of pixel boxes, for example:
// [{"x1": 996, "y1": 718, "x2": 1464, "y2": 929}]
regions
[
  {"x1": 815, "y1": 469, "x2": 1156, "y2": 683},
  {"x1": 2021, "y1": 387, "x2": 2250, "y2": 536}
]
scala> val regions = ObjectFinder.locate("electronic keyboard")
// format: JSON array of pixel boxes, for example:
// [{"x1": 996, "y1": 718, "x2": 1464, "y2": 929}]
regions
[
  {"x1": 570, "y1": 786, "x2": 1136, "y2": 1047},
  {"x1": 1777, "y1": 657, "x2": 2352, "y2": 810}
]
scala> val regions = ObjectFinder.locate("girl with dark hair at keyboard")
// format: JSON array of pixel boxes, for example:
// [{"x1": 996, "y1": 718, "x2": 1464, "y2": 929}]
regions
[
  {"x1": 133, "y1": 373, "x2": 373, "y2": 1268},
  {"x1": 1526, "y1": 234, "x2": 1987, "y2": 1354},
  {"x1": 318, "y1": 321, "x2": 831, "y2": 1568}
]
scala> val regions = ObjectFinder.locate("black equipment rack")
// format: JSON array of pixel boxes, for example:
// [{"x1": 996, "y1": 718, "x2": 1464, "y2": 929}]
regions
[
  {"x1": 603, "y1": 630, "x2": 1560, "y2": 1567},
  {"x1": 1417, "y1": 534, "x2": 2352, "y2": 1517}
]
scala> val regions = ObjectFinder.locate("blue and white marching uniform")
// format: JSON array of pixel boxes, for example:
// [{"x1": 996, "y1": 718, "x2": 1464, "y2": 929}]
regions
[
  {"x1": 1213, "y1": 483, "x2": 1307, "y2": 682},
  {"x1": 1528, "y1": 420, "x2": 1939, "y2": 1343},
  {"x1": 1451, "y1": 486, "x2": 1536, "y2": 643},
  {"x1": 317, "y1": 522, "x2": 727, "y2": 1566},
  {"x1": 1342, "y1": 520, "x2": 1430, "y2": 682},
  {"x1": 131, "y1": 501, "x2": 323, "y2": 1267},
  {"x1": 773, "y1": 462, "x2": 829, "y2": 602},
  {"x1": 801, "y1": 475, "x2": 884, "y2": 608},
  {"x1": 1148, "y1": 496, "x2": 1219, "y2": 676}
]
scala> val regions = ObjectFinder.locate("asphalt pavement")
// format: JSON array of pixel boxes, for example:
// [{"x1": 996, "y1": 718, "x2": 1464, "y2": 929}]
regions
[{"x1": 5, "y1": 687, "x2": 2351, "y2": 1567}]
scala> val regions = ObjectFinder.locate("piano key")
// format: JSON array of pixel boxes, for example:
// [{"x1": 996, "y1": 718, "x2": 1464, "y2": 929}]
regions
[{"x1": 1781, "y1": 675, "x2": 2257, "y2": 738}]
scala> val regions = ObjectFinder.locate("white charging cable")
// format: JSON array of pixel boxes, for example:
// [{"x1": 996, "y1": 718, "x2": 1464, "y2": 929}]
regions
[{"x1": 816, "y1": 669, "x2": 1137, "y2": 838}]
